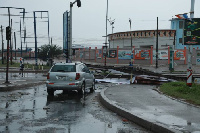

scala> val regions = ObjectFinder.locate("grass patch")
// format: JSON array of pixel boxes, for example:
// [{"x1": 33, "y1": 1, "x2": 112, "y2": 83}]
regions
[{"x1": 160, "y1": 81, "x2": 200, "y2": 106}]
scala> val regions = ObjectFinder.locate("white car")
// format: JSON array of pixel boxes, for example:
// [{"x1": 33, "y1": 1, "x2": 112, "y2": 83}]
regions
[{"x1": 46, "y1": 62, "x2": 95, "y2": 95}]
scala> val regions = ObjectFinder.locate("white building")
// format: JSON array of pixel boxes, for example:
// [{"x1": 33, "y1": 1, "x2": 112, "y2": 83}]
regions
[{"x1": 108, "y1": 29, "x2": 176, "y2": 49}]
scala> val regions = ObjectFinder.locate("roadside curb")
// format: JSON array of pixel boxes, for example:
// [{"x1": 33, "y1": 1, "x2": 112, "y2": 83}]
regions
[{"x1": 99, "y1": 88, "x2": 181, "y2": 133}]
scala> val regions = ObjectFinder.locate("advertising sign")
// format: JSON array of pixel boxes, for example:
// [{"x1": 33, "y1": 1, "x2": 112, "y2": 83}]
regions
[
  {"x1": 109, "y1": 50, "x2": 117, "y2": 58},
  {"x1": 174, "y1": 50, "x2": 185, "y2": 60},
  {"x1": 184, "y1": 18, "x2": 200, "y2": 45},
  {"x1": 153, "y1": 50, "x2": 168, "y2": 60},
  {"x1": 118, "y1": 50, "x2": 131, "y2": 59},
  {"x1": 96, "y1": 50, "x2": 102, "y2": 59},
  {"x1": 135, "y1": 50, "x2": 150, "y2": 60},
  {"x1": 194, "y1": 78, "x2": 200, "y2": 84}
]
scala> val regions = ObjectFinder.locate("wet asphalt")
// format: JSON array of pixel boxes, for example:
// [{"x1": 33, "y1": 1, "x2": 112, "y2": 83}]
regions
[
  {"x1": 1, "y1": 62, "x2": 200, "y2": 133},
  {"x1": 0, "y1": 78, "x2": 150, "y2": 133}
]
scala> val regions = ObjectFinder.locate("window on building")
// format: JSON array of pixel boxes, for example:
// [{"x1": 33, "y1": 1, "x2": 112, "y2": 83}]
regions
[
  {"x1": 179, "y1": 21, "x2": 183, "y2": 29},
  {"x1": 179, "y1": 38, "x2": 183, "y2": 44}
]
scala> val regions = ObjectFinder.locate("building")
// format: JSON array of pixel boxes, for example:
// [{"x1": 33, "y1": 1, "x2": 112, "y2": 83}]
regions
[
  {"x1": 108, "y1": 29, "x2": 176, "y2": 49},
  {"x1": 171, "y1": 18, "x2": 200, "y2": 49}
]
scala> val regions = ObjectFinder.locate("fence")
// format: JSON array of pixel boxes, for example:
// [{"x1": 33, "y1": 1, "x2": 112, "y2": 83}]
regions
[{"x1": 73, "y1": 46, "x2": 200, "y2": 66}]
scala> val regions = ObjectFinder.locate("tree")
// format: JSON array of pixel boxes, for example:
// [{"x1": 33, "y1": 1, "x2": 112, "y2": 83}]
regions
[{"x1": 38, "y1": 44, "x2": 62, "y2": 61}]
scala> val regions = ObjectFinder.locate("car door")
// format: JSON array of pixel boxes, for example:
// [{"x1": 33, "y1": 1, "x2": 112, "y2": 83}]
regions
[{"x1": 82, "y1": 64, "x2": 93, "y2": 88}]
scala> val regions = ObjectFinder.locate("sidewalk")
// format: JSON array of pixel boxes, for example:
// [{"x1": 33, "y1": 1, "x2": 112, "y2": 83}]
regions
[
  {"x1": 0, "y1": 72, "x2": 46, "y2": 91},
  {"x1": 99, "y1": 84, "x2": 200, "y2": 133}
]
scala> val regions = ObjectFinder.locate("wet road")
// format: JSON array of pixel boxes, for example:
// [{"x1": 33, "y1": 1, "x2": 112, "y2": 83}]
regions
[{"x1": 0, "y1": 83, "x2": 150, "y2": 133}]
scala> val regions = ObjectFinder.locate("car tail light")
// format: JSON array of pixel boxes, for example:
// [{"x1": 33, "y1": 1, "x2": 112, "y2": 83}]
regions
[
  {"x1": 47, "y1": 73, "x2": 50, "y2": 79},
  {"x1": 75, "y1": 73, "x2": 80, "y2": 80}
]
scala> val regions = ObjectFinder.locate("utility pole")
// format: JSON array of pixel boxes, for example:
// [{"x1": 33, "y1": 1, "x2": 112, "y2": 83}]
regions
[
  {"x1": 129, "y1": 18, "x2": 133, "y2": 84},
  {"x1": 10, "y1": 19, "x2": 13, "y2": 65},
  {"x1": 1, "y1": 25, "x2": 4, "y2": 64},
  {"x1": 69, "y1": 3, "x2": 73, "y2": 62},
  {"x1": 33, "y1": 11, "x2": 50, "y2": 66},
  {"x1": 156, "y1": 17, "x2": 159, "y2": 68},
  {"x1": 33, "y1": 11, "x2": 38, "y2": 66},
  {"x1": 20, "y1": 20, "x2": 23, "y2": 57},
  {"x1": 187, "y1": 0, "x2": 195, "y2": 87},
  {"x1": 108, "y1": 18, "x2": 115, "y2": 48},
  {"x1": 5, "y1": 7, "x2": 11, "y2": 84},
  {"x1": 129, "y1": 18, "x2": 133, "y2": 65},
  {"x1": 69, "y1": 0, "x2": 81, "y2": 63},
  {"x1": 14, "y1": 32, "x2": 16, "y2": 60},
  {"x1": 104, "y1": 0, "x2": 108, "y2": 66}
]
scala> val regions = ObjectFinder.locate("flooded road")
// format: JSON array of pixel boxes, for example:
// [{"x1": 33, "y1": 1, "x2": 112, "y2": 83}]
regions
[{"x1": 0, "y1": 83, "x2": 150, "y2": 133}]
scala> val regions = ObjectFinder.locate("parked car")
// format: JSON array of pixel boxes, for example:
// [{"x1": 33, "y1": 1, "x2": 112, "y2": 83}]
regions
[{"x1": 46, "y1": 62, "x2": 95, "y2": 95}]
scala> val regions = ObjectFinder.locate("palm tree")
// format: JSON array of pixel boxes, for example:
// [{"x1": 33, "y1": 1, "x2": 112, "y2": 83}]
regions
[{"x1": 38, "y1": 44, "x2": 62, "y2": 61}]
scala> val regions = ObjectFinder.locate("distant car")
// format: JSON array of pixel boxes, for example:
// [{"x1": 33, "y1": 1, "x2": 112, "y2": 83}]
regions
[{"x1": 46, "y1": 62, "x2": 95, "y2": 95}]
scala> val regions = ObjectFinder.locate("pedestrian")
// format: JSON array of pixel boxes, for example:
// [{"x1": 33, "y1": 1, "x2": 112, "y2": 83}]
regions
[{"x1": 19, "y1": 63, "x2": 24, "y2": 77}]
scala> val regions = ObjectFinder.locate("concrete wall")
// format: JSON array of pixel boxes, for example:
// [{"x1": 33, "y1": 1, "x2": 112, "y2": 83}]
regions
[{"x1": 73, "y1": 47, "x2": 200, "y2": 66}]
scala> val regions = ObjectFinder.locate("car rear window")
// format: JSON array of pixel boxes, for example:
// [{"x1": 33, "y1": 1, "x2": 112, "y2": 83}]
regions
[{"x1": 50, "y1": 65, "x2": 76, "y2": 72}]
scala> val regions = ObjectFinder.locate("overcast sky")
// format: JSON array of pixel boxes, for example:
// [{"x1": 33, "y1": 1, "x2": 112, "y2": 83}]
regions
[{"x1": 0, "y1": 0, "x2": 200, "y2": 49}]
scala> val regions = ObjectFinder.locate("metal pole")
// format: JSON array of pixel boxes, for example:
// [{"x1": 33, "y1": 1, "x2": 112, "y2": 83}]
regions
[
  {"x1": 69, "y1": 3, "x2": 73, "y2": 62},
  {"x1": 33, "y1": 12, "x2": 38, "y2": 66},
  {"x1": 5, "y1": 8, "x2": 11, "y2": 83},
  {"x1": 129, "y1": 18, "x2": 133, "y2": 84},
  {"x1": 20, "y1": 20, "x2": 22, "y2": 57},
  {"x1": 187, "y1": 0, "x2": 195, "y2": 86},
  {"x1": 1, "y1": 25, "x2": 4, "y2": 64},
  {"x1": 156, "y1": 17, "x2": 158, "y2": 68},
  {"x1": 112, "y1": 25, "x2": 114, "y2": 48},
  {"x1": 10, "y1": 19, "x2": 13, "y2": 65},
  {"x1": 129, "y1": 18, "x2": 133, "y2": 63},
  {"x1": 14, "y1": 32, "x2": 16, "y2": 60},
  {"x1": 105, "y1": 0, "x2": 108, "y2": 66}
]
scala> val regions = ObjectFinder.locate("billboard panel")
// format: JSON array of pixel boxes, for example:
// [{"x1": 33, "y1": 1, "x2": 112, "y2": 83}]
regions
[
  {"x1": 135, "y1": 50, "x2": 150, "y2": 60},
  {"x1": 184, "y1": 18, "x2": 200, "y2": 45},
  {"x1": 108, "y1": 50, "x2": 117, "y2": 58},
  {"x1": 118, "y1": 50, "x2": 131, "y2": 59},
  {"x1": 153, "y1": 50, "x2": 168, "y2": 60}
]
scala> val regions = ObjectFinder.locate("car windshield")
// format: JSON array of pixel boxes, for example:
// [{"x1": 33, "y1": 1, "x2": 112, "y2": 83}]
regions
[{"x1": 50, "y1": 65, "x2": 76, "y2": 72}]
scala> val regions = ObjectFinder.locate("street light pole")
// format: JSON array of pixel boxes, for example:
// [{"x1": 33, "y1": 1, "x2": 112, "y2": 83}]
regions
[
  {"x1": 187, "y1": 0, "x2": 195, "y2": 87},
  {"x1": 108, "y1": 18, "x2": 115, "y2": 49},
  {"x1": 129, "y1": 18, "x2": 133, "y2": 62},
  {"x1": 69, "y1": 2, "x2": 73, "y2": 62},
  {"x1": 104, "y1": 0, "x2": 108, "y2": 66},
  {"x1": 1, "y1": 25, "x2": 4, "y2": 64},
  {"x1": 69, "y1": 0, "x2": 81, "y2": 63},
  {"x1": 129, "y1": 18, "x2": 133, "y2": 84},
  {"x1": 156, "y1": 17, "x2": 159, "y2": 68}
]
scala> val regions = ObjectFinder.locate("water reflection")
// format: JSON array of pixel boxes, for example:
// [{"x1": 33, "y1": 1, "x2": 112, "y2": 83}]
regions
[{"x1": 47, "y1": 91, "x2": 83, "y2": 103}]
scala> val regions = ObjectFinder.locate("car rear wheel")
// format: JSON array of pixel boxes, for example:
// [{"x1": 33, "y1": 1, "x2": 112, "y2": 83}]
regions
[
  {"x1": 90, "y1": 80, "x2": 95, "y2": 93},
  {"x1": 47, "y1": 88, "x2": 54, "y2": 95},
  {"x1": 78, "y1": 83, "x2": 85, "y2": 95}
]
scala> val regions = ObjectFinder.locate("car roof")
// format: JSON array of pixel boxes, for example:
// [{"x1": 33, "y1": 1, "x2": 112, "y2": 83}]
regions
[{"x1": 54, "y1": 62, "x2": 82, "y2": 65}]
